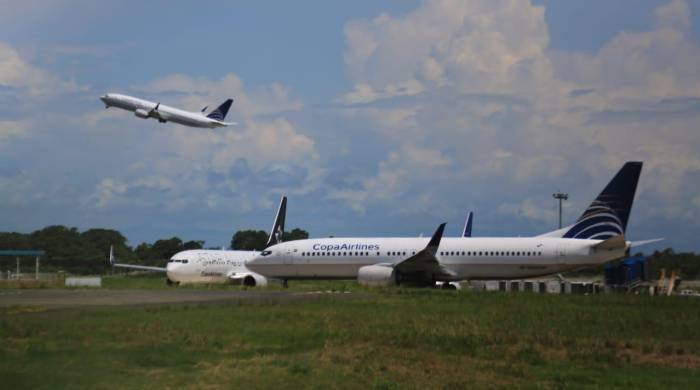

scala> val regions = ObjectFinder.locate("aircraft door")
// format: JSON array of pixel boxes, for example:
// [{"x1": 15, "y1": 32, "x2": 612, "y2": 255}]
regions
[
  {"x1": 283, "y1": 247, "x2": 295, "y2": 265},
  {"x1": 556, "y1": 243, "x2": 568, "y2": 265}
]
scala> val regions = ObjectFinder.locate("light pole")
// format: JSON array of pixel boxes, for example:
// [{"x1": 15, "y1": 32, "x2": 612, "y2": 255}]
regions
[{"x1": 552, "y1": 192, "x2": 568, "y2": 229}]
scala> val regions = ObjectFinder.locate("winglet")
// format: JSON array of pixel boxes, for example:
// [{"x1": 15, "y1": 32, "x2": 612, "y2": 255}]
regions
[
  {"x1": 265, "y1": 196, "x2": 287, "y2": 248},
  {"x1": 462, "y1": 211, "x2": 473, "y2": 237},
  {"x1": 426, "y1": 223, "x2": 447, "y2": 255},
  {"x1": 109, "y1": 245, "x2": 115, "y2": 265}
]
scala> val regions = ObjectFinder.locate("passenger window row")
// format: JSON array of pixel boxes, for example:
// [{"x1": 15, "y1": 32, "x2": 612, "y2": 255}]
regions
[
  {"x1": 438, "y1": 251, "x2": 543, "y2": 257},
  {"x1": 301, "y1": 251, "x2": 373, "y2": 257}
]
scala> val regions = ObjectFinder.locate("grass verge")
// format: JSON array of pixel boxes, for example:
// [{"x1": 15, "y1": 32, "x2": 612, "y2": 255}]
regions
[{"x1": 1, "y1": 289, "x2": 700, "y2": 388}]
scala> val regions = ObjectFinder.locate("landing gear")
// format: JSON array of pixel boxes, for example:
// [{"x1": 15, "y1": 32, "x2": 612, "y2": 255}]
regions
[
  {"x1": 282, "y1": 279, "x2": 288, "y2": 288},
  {"x1": 441, "y1": 282, "x2": 457, "y2": 290},
  {"x1": 166, "y1": 278, "x2": 174, "y2": 286}
]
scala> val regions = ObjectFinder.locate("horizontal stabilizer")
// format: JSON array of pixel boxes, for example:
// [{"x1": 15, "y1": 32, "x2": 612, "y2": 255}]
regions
[
  {"x1": 592, "y1": 235, "x2": 626, "y2": 251},
  {"x1": 630, "y1": 238, "x2": 664, "y2": 248}
]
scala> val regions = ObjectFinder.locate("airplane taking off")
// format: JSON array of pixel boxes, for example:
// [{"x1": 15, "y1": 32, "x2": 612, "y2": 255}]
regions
[
  {"x1": 110, "y1": 197, "x2": 287, "y2": 286},
  {"x1": 248, "y1": 162, "x2": 661, "y2": 288},
  {"x1": 100, "y1": 93, "x2": 235, "y2": 128}
]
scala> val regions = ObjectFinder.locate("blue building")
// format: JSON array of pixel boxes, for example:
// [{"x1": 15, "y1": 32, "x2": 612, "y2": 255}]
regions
[{"x1": 604, "y1": 256, "x2": 649, "y2": 286}]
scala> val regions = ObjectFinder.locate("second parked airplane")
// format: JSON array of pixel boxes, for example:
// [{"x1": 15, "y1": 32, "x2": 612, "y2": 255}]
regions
[
  {"x1": 110, "y1": 197, "x2": 287, "y2": 286},
  {"x1": 100, "y1": 93, "x2": 235, "y2": 128}
]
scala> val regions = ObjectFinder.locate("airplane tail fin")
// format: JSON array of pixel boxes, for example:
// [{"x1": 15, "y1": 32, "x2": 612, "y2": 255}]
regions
[
  {"x1": 265, "y1": 196, "x2": 287, "y2": 248},
  {"x1": 206, "y1": 99, "x2": 233, "y2": 121},
  {"x1": 563, "y1": 162, "x2": 642, "y2": 240},
  {"x1": 462, "y1": 211, "x2": 473, "y2": 237}
]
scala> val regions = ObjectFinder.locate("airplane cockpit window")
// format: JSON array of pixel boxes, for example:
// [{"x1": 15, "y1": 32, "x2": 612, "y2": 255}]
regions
[
  {"x1": 260, "y1": 250, "x2": 272, "y2": 256},
  {"x1": 182, "y1": 259, "x2": 189, "y2": 264}
]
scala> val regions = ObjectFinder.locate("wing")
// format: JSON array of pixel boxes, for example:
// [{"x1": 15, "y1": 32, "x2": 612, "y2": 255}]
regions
[
  {"x1": 393, "y1": 223, "x2": 455, "y2": 278},
  {"x1": 112, "y1": 263, "x2": 167, "y2": 272},
  {"x1": 109, "y1": 245, "x2": 166, "y2": 272}
]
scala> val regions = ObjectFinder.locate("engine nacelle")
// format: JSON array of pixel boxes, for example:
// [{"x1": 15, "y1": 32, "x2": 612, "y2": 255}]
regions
[
  {"x1": 230, "y1": 272, "x2": 268, "y2": 287},
  {"x1": 134, "y1": 108, "x2": 150, "y2": 119},
  {"x1": 245, "y1": 273, "x2": 268, "y2": 287},
  {"x1": 357, "y1": 265, "x2": 396, "y2": 286}
]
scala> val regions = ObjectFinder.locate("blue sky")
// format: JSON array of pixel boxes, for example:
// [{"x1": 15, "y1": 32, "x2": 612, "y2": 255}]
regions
[{"x1": 1, "y1": 0, "x2": 700, "y2": 252}]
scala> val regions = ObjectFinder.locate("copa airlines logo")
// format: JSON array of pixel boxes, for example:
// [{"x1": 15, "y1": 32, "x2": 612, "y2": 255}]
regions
[
  {"x1": 564, "y1": 201, "x2": 624, "y2": 240},
  {"x1": 312, "y1": 243, "x2": 380, "y2": 251}
]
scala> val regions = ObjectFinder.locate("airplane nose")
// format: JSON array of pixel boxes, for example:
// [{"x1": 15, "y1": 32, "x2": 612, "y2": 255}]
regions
[{"x1": 246, "y1": 257, "x2": 261, "y2": 270}]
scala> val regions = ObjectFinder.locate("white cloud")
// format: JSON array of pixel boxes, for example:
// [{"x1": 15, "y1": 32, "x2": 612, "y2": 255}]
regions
[
  {"x1": 343, "y1": 0, "x2": 561, "y2": 99},
  {"x1": 329, "y1": 145, "x2": 452, "y2": 213},
  {"x1": 0, "y1": 120, "x2": 26, "y2": 143},
  {"x1": 497, "y1": 198, "x2": 557, "y2": 224},
  {"x1": 331, "y1": 0, "x2": 700, "y2": 232},
  {"x1": 0, "y1": 41, "x2": 83, "y2": 96},
  {"x1": 134, "y1": 73, "x2": 303, "y2": 119}
]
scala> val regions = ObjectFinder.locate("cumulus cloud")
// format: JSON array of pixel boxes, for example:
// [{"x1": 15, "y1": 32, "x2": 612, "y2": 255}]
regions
[
  {"x1": 133, "y1": 73, "x2": 304, "y2": 118},
  {"x1": 330, "y1": 0, "x2": 700, "y2": 239},
  {"x1": 0, "y1": 120, "x2": 26, "y2": 143},
  {"x1": 0, "y1": 41, "x2": 82, "y2": 96},
  {"x1": 343, "y1": 0, "x2": 560, "y2": 99}
]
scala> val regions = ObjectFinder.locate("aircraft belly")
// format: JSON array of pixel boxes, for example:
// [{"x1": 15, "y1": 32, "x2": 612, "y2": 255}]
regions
[
  {"x1": 448, "y1": 257, "x2": 605, "y2": 280},
  {"x1": 295, "y1": 262, "x2": 364, "y2": 278}
]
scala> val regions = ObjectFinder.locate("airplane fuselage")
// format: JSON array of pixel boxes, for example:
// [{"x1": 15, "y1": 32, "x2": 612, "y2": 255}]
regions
[
  {"x1": 167, "y1": 249, "x2": 267, "y2": 286},
  {"x1": 247, "y1": 237, "x2": 626, "y2": 281},
  {"x1": 100, "y1": 93, "x2": 229, "y2": 128}
]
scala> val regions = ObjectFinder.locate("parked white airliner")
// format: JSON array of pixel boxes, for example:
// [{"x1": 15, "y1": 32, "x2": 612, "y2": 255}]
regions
[
  {"x1": 248, "y1": 162, "x2": 660, "y2": 287},
  {"x1": 110, "y1": 197, "x2": 287, "y2": 286},
  {"x1": 100, "y1": 93, "x2": 235, "y2": 128}
]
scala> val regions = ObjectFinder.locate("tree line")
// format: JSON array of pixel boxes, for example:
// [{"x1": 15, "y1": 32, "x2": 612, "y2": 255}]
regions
[
  {"x1": 1, "y1": 225, "x2": 698, "y2": 279},
  {"x1": 0, "y1": 225, "x2": 308, "y2": 275}
]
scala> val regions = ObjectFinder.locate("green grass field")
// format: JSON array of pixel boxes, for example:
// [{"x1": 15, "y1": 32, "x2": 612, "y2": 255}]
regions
[{"x1": 2, "y1": 279, "x2": 700, "y2": 388}]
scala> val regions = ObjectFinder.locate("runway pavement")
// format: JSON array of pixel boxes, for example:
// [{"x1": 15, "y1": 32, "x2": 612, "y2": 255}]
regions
[{"x1": 0, "y1": 289, "x2": 357, "y2": 310}]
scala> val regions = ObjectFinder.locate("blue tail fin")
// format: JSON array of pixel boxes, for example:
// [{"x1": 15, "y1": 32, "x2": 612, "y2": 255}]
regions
[
  {"x1": 206, "y1": 99, "x2": 233, "y2": 121},
  {"x1": 462, "y1": 211, "x2": 473, "y2": 237},
  {"x1": 563, "y1": 162, "x2": 642, "y2": 240}
]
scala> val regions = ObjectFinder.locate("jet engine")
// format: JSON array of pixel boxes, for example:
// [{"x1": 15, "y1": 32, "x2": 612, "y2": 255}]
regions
[
  {"x1": 229, "y1": 272, "x2": 268, "y2": 287},
  {"x1": 357, "y1": 265, "x2": 396, "y2": 286},
  {"x1": 134, "y1": 108, "x2": 150, "y2": 119},
  {"x1": 244, "y1": 273, "x2": 268, "y2": 287}
]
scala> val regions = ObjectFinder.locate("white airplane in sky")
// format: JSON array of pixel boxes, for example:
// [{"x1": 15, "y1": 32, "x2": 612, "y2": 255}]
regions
[
  {"x1": 100, "y1": 93, "x2": 235, "y2": 128},
  {"x1": 247, "y1": 162, "x2": 661, "y2": 288},
  {"x1": 110, "y1": 197, "x2": 287, "y2": 286}
]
